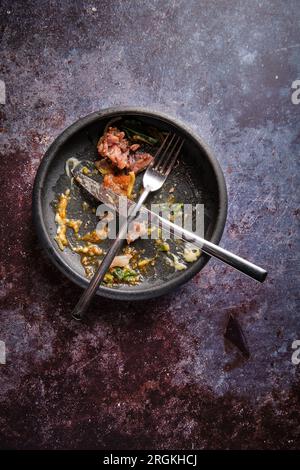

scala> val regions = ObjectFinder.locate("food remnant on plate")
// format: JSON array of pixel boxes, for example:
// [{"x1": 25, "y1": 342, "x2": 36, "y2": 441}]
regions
[
  {"x1": 97, "y1": 127, "x2": 130, "y2": 170},
  {"x1": 54, "y1": 189, "x2": 82, "y2": 250},
  {"x1": 94, "y1": 121, "x2": 161, "y2": 197},
  {"x1": 65, "y1": 157, "x2": 80, "y2": 178},
  {"x1": 81, "y1": 166, "x2": 90, "y2": 175},
  {"x1": 67, "y1": 219, "x2": 82, "y2": 233},
  {"x1": 80, "y1": 228, "x2": 107, "y2": 243},
  {"x1": 95, "y1": 159, "x2": 114, "y2": 175},
  {"x1": 103, "y1": 171, "x2": 135, "y2": 197},
  {"x1": 97, "y1": 126, "x2": 153, "y2": 173},
  {"x1": 74, "y1": 244, "x2": 103, "y2": 256},
  {"x1": 155, "y1": 239, "x2": 170, "y2": 252},
  {"x1": 166, "y1": 253, "x2": 187, "y2": 271},
  {"x1": 120, "y1": 120, "x2": 161, "y2": 146},
  {"x1": 106, "y1": 266, "x2": 140, "y2": 285},
  {"x1": 127, "y1": 221, "x2": 147, "y2": 243},
  {"x1": 183, "y1": 244, "x2": 201, "y2": 263},
  {"x1": 138, "y1": 257, "x2": 155, "y2": 269},
  {"x1": 127, "y1": 152, "x2": 153, "y2": 174},
  {"x1": 110, "y1": 254, "x2": 132, "y2": 268}
]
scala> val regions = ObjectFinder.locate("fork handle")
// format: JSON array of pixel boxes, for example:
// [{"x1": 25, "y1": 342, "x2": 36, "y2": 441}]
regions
[
  {"x1": 72, "y1": 187, "x2": 151, "y2": 321},
  {"x1": 156, "y1": 216, "x2": 267, "y2": 283}
]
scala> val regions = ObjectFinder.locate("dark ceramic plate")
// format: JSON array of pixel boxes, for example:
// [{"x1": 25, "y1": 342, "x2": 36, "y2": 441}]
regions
[{"x1": 32, "y1": 107, "x2": 227, "y2": 300}]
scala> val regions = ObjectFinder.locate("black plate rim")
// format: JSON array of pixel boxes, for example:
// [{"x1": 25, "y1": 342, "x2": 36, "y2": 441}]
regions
[{"x1": 32, "y1": 106, "x2": 228, "y2": 300}]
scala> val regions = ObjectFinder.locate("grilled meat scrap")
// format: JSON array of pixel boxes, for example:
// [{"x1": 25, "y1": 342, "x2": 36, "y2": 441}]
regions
[
  {"x1": 97, "y1": 127, "x2": 129, "y2": 170},
  {"x1": 128, "y1": 152, "x2": 153, "y2": 174},
  {"x1": 97, "y1": 127, "x2": 153, "y2": 173}
]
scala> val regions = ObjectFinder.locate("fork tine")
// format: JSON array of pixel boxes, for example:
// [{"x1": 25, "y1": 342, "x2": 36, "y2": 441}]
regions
[
  {"x1": 159, "y1": 135, "x2": 181, "y2": 172},
  {"x1": 153, "y1": 133, "x2": 176, "y2": 170},
  {"x1": 150, "y1": 132, "x2": 171, "y2": 165},
  {"x1": 161, "y1": 137, "x2": 184, "y2": 176}
]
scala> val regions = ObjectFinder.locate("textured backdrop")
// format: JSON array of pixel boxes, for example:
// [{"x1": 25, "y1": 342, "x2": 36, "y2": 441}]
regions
[{"x1": 0, "y1": 0, "x2": 299, "y2": 449}]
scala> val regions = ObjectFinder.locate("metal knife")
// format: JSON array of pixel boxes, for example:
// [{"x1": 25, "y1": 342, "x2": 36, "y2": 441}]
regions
[
  {"x1": 72, "y1": 165, "x2": 267, "y2": 283},
  {"x1": 72, "y1": 164, "x2": 198, "y2": 243}
]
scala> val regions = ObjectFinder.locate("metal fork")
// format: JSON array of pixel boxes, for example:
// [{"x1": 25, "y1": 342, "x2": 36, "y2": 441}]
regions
[{"x1": 72, "y1": 133, "x2": 184, "y2": 321}]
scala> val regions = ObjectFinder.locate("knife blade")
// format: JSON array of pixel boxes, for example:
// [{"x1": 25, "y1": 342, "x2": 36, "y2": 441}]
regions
[
  {"x1": 72, "y1": 164, "x2": 137, "y2": 214},
  {"x1": 71, "y1": 163, "x2": 199, "y2": 244}
]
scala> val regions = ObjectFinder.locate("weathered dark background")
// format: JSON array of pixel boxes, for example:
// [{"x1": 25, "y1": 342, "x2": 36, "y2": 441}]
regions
[{"x1": 0, "y1": 0, "x2": 299, "y2": 450}]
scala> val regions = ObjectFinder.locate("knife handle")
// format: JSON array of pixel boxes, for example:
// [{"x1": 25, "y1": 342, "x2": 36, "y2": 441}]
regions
[{"x1": 156, "y1": 215, "x2": 267, "y2": 283}]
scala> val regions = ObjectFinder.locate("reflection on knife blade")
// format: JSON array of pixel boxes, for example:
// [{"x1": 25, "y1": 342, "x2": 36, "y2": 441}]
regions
[
  {"x1": 71, "y1": 164, "x2": 204, "y2": 248},
  {"x1": 72, "y1": 164, "x2": 134, "y2": 213}
]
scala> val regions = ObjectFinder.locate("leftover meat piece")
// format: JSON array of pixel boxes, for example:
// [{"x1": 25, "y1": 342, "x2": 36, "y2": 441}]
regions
[
  {"x1": 97, "y1": 127, "x2": 153, "y2": 173},
  {"x1": 128, "y1": 152, "x2": 153, "y2": 174},
  {"x1": 97, "y1": 127, "x2": 129, "y2": 170},
  {"x1": 130, "y1": 143, "x2": 140, "y2": 152}
]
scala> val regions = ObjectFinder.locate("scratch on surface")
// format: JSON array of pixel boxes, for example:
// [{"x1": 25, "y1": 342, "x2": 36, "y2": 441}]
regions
[
  {"x1": 157, "y1": 63, "x2": 167, "y2": 103},
  {"x1": 66, "y1": 351, "x2": 104, "y2": 374},
  {"x1": 274, "y1": 44, "x2": 300, "y2": 53},
  {"x1": 239, "y1": 196, "x2": 261, "y2": 229}
]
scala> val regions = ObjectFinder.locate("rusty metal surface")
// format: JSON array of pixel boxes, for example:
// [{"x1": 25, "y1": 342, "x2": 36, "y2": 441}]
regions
[{"x1": 0, "y1": 0, "x2": 299, "y2": 449}]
